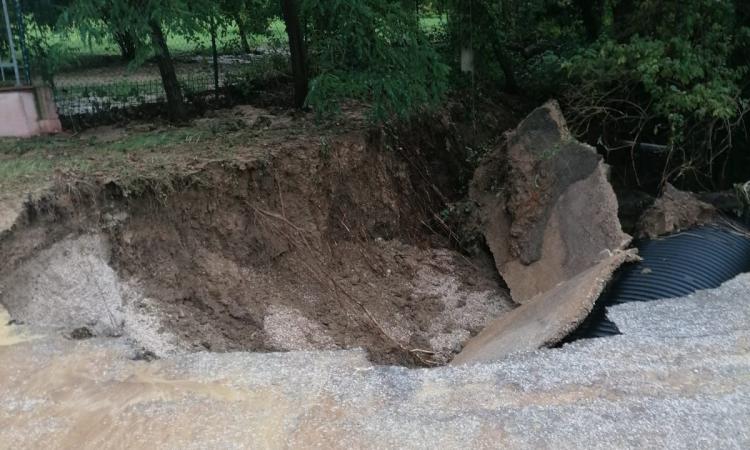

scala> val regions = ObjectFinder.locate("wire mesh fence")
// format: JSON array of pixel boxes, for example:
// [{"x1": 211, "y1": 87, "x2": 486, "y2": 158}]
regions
[
  {"x1": 0, "y1": 0, "x2": 25, "y2": 87},
  {"x1": 6, "y1": 0, "x2": 289, "y2": 121},
  {"x1": 50, "y1": 52, "x2": 288, "y2": 118},
  {"x1": 55, "y1": 74, "x2": 216, "y2": 116}
]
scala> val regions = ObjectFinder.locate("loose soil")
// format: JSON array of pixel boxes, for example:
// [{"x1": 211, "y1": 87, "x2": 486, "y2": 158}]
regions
[{"x1": 0, "y1": 111, "x2": 515, "y2": 366}]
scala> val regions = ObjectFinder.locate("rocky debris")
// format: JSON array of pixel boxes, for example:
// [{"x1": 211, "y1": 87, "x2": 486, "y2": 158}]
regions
[
  {"x1": 0, "y1": 196, "x2": 25, "y2": 236},
  {"x1": 452, "y1": 249, "x2": 638, "y2": 365},
  {"x1": 263, "y1": 304, "x2": 338, "y2": 351},
  {"x1": 0, "y1": 234, "x2": 127, "y2": 338},
  {"x1": 636, "y1": 183, "x2": 717, "y2": 238},
  {"x1": 471, "y1": 100, "x2": 631, "y2": 304},
  {"x1": 1, "y1": 274, "x2": 749, "y2": 449},
  {"x1": 68, "y1": 327, "x2": 94, "y2": 340},
  {"x1": 616, "y1": 189, "x2": 656, "y2": 234},
  {"x1": 696, "y1": 190, "x2": 743, "y2": 215}
]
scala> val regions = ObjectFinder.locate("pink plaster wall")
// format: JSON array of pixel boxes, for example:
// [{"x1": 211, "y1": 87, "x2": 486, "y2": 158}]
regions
[{"x1": 0, "y1": 87, "x2": 62, "y2": 138}]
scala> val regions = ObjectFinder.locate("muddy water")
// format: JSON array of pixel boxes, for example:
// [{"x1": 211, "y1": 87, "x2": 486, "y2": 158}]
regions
[
  {"x1": 0, "y1": 305, "x2": 35, "y2": 347},
  {"x1": 1, "y1": 315, "x2": 749, "y2": 448},
  {"x1": 0, "y1": 336, "x2": 363, "y2": 448}
]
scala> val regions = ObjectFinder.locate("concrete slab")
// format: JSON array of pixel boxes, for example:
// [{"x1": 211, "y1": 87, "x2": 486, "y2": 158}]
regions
[{"x1": 452, "y1": 249, "x2": 638, "y2": 365}]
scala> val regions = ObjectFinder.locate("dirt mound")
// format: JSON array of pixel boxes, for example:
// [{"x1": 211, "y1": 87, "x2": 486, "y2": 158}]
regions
[
  {"x1": 636, "y1": 183, "x2": 718, "y2": 238},
  {"x1": 0, "y1": 130, "x2": 511, "y2": 366}
]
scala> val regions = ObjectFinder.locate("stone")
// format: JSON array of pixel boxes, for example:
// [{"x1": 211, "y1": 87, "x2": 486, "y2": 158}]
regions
[
  {"x1": 452, "y1": 249, "x2": 638, "y2": 365},
  {"x1": 636, "y1": 183, "x2": 717, "y2": 238}
]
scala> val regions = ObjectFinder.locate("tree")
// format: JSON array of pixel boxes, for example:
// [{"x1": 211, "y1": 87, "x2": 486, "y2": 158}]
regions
[
  {"x1": 563, "y1": 0, "x2": 749, "y2": 187},
  {"x1": 280, "y1": 0, "x2": 308, "y2": 108},
  {"x1": 438, "y1": 0, "x2": 566, "y2": 94},
  {"x1": 63, "y1": 0, "x2": 204, "y2": 122},
  {"x1": 111, "y1": 30, "x2": 137, "y2": 60},
  {"x1": 148, "y1": 19, "x2": 186, "y2": 121},
  {"x1": 221, "y1": 0, "x2": 277, "y2": 54},
  {"x1": 574, "y1": 0, "x2": 605, "y2": 41}
]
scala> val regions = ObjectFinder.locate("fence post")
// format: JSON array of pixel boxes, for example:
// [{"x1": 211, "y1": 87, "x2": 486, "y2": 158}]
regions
[
  {"x1": 210, "y1": 15, "x2": 219, "y2": 102},
  {"x1": 1, "y1": 0, "x2": 20, "y2": 85},
  {"x1": 14, "y1": 0, "x2": 29, "y2": 84}
]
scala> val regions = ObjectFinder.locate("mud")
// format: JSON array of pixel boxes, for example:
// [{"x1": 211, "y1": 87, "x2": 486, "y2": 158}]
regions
[
  {"x1": 2, "y1": 275, "x2": 750, "y2": 448},
  {"x1": 0, "y1": 130, "x2": 512, "y2": 366},
  {"x1": 636, "y1": 183, "x2": 718, "y2": 238},
  {"x1": 0, "y1": 305, "x2": 36, "y2": 347}
]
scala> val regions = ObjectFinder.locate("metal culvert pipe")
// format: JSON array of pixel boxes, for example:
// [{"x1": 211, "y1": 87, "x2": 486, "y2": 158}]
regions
[{"x1": 567, "y1": 222, "x2": 750, "y2": 340}]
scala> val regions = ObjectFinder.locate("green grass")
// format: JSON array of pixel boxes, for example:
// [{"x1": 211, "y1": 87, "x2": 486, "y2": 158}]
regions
[
  {"x1": 0, "y1": 123, "x2": 232, "y2": 195},
  {"x1": 41, "y1": 14, "x2": 440, "y2": 70},
  {"x1": 106, "y1": 129, "x2": 209, "y2": 152},
  {"x1": 0, "y1": 158, "x2": 58, "y2": 182}
]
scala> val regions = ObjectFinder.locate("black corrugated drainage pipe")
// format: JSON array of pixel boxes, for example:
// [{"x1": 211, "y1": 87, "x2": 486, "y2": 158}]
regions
[{"x1": 566, "y1": 222, "x2": 750, "y2": 341}]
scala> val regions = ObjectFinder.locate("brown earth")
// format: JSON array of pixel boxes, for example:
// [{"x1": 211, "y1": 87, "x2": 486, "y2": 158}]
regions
[
  {"x1": 636, "y1": 183, "x2": 718, "y2": 238},
  {"x1": 0, "y1": 118, "x2": 515, "y2": 367}
]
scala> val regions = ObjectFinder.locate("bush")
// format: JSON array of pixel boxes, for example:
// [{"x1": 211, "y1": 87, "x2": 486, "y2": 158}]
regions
[{"x1": 561, "y1": 0, "x2": 749, "y2": 187}]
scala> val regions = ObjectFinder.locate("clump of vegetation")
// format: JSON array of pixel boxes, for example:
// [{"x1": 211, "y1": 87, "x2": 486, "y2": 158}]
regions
[{"x1": 562, "y1": 0, "x2": 750, "y2": 188}]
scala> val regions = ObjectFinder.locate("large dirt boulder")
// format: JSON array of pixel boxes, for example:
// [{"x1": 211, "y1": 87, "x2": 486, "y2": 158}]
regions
[
  {"x1": 454, "y1": 101, "x2": 634, "y2": 365},
  {"x1": 636, "y1": 183, "x2": 717, "y2": 239},
  {"x1": 471, "y1": 100, "x2": 631, "y2": 303}
]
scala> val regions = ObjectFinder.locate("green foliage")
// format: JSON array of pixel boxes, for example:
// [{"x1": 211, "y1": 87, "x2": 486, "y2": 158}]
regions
[
  {"x1": 302, "y1": 0, "x2": 450, "y2": 120},
  {"x1": 18, "y1": 0, "x2": 750, "y2": 187},
  {"x1": 436, "y1": 0, "x2": 581, "y2": 92},
  {"x1": 24, "y1": 20, "x2": 67, "y2": 86},
  {"x1": 221, "y1": 0, "x2": 278, "y2": 35},
  {"x1": 561, "y1": 0, "x2": 749, "y2": 185},
  {"x1": 565, "y1": 35, "x2": 745, "y2": 123}
]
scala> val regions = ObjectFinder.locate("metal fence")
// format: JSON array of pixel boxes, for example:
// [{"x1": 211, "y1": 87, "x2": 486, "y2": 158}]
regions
[
  {"x1": 54, "y1": 74, "x2": 217, "y2": 116},
  {"x1": 0, "y1": 0, "x2": 24, "y2": 86},
  {"x1": 5, "y1": 0, "x2": 288, "y2": 120}
]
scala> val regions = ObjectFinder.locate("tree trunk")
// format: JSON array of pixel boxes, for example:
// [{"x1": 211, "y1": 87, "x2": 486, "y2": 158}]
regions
[
  {"x1": 211, "y1": 17, "x2": 220, "y2": 102},
  {"x1": 613, "y1": 0, "x2": 636, "y2": 40},
  {"x1": 235, "y1": 15, "x2": 252, "y2": 54},
  {"x1": 149, "y1": 20, "x2": 187, "y2": 122},
  {"x1": 113, "y1": 30, "x2": 137, "y2": 61},
  {"x1": 280, "y1": 0, "x2": 309, "y2": 108},
  {"x1": 492, "y1": 43, "x2": 519, "y2": 94},
  {"x1": 575, "y1": 0, "x2": 604, "y2": 41}
]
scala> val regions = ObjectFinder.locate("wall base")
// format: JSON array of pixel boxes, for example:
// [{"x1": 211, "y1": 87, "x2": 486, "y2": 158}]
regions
[{"x1": 0, "y1": 86, "x2": 62, "y2": 138}]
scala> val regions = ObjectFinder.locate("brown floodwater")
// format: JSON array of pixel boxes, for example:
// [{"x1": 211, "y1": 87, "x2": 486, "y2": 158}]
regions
[{"x1": 0, "y1": 305, "x2": 36, "y2": 347}]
